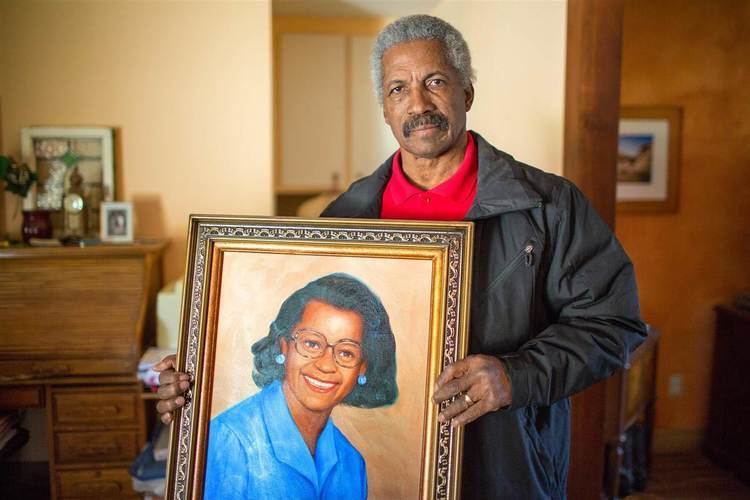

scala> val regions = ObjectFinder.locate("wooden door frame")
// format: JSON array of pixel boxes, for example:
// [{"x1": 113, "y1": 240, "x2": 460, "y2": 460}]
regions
[{"x1": 563, "y1": 1, "x2": 626, "y2": 498}]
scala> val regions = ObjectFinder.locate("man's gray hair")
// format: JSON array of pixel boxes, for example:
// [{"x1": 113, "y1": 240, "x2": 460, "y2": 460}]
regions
[{"x1": 371, "y1": 15, "x2": 476, "y2": 104}]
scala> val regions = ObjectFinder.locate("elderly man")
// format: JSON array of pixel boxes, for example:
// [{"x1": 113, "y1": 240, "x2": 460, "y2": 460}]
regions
[{"x1": 157, "y1": 14, "x2": 646, "y2": 499}]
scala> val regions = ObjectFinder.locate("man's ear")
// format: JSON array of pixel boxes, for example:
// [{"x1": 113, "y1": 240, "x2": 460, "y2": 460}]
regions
[{"x1": 464, "y1": 83, "x2": 475, "y2": 112}]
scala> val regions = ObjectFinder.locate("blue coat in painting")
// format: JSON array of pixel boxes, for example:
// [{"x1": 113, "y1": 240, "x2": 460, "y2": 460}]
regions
[{"x1": 204, "y1": 380, "x2": 367, "y2": 500}]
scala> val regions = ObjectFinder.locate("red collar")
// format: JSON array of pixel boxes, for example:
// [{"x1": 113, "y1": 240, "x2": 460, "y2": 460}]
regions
[{"x1": 388, "y1": 132, "x2": 477, "y2": 205}]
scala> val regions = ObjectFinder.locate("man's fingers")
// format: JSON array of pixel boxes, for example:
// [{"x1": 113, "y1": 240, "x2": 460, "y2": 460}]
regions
[
  {"x1": 158, "y1": 370, "x2": 190, "y2": 386},
  {"x1": 433, "y1": 355, "x2": 513, "y2": 425},
  {"x1": 153, "y1": 354, "x2": 177, "y2": 372},
  {"x1": 437, "y1": 391, "x2": 476, "y2": 422},
  {"x1": 434, "y1": 359, "x2": 469, "y2": 389},
  {"x1": 157, "y1": 380, "x2": 190, "y2": 400},
  {"x1": 450, "y1": 400, "x2": 486, "y2": 427},
  {"x1": 156, "y1": 395, "x2": 185, "y2": 415},
  {"x1": 158, "y1": 370, "x2": 179, "y2": 386},
  {"x1": 432, "y1": 376, "x2": 473, "y2": 403}
]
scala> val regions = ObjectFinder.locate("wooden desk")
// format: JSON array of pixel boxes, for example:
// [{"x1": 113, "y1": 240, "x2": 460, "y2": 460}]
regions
[{"x1": 0, "y1": 242, "x2": 166, "y2": 499}]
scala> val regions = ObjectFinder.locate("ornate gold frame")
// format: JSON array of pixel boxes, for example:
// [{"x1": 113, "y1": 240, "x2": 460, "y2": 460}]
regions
[{"x1": 165, "y1": 215, "x2": 473, "y2": 500}]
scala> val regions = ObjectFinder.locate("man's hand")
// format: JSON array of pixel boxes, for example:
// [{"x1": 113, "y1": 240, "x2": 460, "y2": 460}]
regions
[
  {"x1": 432, "y1": 354, "x2": 512, "y2": 427},
  {"x1": 153, "y1": 354, "x2": 191, "y2": 424}
]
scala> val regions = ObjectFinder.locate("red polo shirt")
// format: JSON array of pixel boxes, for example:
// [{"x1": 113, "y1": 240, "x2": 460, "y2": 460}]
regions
[{"x1": 380, "y1": 132, "x2": 478, "y2": 220}]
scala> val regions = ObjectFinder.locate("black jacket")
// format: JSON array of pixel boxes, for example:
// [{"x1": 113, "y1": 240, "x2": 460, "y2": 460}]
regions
[{"x1": 322, "y1": 132, "x2": 647, "y2": 499}]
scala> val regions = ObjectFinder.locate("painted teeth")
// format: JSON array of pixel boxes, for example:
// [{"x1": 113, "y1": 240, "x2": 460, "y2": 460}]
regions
[{"x1": 304, "y1": 376, "x2": 335, "y2": 389}]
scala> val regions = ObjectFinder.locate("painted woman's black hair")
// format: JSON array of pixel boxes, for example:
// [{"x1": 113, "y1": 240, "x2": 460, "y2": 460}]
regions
[{"x1": 251, "y1": 273, "x2": 398, "y2": 408}]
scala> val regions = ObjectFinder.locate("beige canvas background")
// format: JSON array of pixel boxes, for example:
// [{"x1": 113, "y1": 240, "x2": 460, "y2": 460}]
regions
[{"x1": 210, "y1": 250, "x2": 434, "y2": 499}]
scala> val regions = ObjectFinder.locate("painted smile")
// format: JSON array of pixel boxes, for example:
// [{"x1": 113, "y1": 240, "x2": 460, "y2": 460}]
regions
[{"x1": 303, "y1": 375, "x2": 339, "y2": 393}]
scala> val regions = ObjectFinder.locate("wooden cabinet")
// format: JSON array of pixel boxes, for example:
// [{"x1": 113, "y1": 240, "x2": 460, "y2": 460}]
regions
[
  {"x1": 705, "y1": 305, "x2": 750, "y2": 483},
  {"x1": 56, "y1": 468, "x2": 137, "y2": 499},
  {"x1": 0, "y1": 242, "x2": 166, "y2": 499}
]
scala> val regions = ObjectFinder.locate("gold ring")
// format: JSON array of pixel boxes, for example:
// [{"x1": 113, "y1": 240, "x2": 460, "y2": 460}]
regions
[{"x1": 464, "y1": 393, "x2": 474, "y2": 406}]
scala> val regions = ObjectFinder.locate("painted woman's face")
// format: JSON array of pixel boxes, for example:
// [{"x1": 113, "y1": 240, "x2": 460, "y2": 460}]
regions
[{"x1": 280, "y1": 299, "x2": 366, "y2": 415}]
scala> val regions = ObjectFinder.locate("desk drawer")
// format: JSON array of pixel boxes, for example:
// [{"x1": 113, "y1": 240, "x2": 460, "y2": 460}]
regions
[
  {"x1": 0, "y1": 359, "x2": 134, "y2": 381},
  {"x1": 52, "y1": 388, "x2": 138, "y2": 427},
  {"x1": 55, "y1": 429, "x2": 139, "y2": 464},
  {"x1": 0, "y1": 385, "x2": 44, "y2": 409},
  {"x1": 56, "y1": 468, "x2": 138, "y2": 498}
]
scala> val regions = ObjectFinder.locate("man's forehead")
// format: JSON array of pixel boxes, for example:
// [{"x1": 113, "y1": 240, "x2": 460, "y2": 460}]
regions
[{"x1": 382, "y1": 39, "x2": 453, "y2": 77}]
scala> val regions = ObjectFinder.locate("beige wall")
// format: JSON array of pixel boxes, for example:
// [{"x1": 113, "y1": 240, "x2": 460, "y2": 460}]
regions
[
  {"x1": 432, "y1": 0, "x2": 567, "y2": 174},
  {"x1": 0, "y1": 0, "x2": 273, "y2": 281}
]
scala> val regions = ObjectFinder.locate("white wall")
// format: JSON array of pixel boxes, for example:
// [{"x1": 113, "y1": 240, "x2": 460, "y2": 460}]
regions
[{"x1": 432, "y1": 0, "x2": 567, "y2": 174}]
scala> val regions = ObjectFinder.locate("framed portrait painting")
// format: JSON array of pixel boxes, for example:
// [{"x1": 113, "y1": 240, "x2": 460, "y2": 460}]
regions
[
  {"x1": 616, "y1": 106, "x2": 682, "y2": 213},
  {"x1": 165, "y1": 216, "x2": 474, "y2": 500}
]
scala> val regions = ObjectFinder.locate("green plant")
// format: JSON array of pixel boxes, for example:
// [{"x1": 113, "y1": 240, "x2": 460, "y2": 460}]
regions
[{"x1": 0, "y1": 155, "x2": 37, "y2": 197}]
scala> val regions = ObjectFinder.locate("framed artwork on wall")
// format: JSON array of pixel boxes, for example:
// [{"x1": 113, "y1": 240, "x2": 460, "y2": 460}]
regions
[
  {"x1": 616, "y1": 106, "x2": 682, "y2": 213},
  {"x1": 165, "y1": 216, "x2": 474, "y2": 500},
  {"x1": 100, "y1": 201, "x2": 133, "y2": 243},
  {"x1": 20, "y1": 126, "x2": 115, "y2": 223}
]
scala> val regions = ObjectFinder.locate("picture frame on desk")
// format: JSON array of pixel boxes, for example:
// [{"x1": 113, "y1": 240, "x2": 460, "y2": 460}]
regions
[
  {"x1": 20, "y1": 126, "x2": 115, "y2": 212},
  {"x1": 100, "y1": 201, "x2": 134, "y2": 243},
  {"x1": 165, "y1": 215, "x2": 474, "y2": 500},
  {"x1": 616, "y1": 106, "x2": 682, "y2": 213}
]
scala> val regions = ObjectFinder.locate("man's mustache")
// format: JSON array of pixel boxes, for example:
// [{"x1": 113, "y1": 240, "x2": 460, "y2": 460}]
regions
[{"x1": 403, "y1": 112, "x2": 449, "y2": 137}]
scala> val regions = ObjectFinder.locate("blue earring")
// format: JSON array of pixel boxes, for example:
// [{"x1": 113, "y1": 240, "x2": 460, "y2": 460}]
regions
[
  {"x1": 357, "y1": 374, "x2": 367, "y2": 386},
  {"x1": 275, "y1": 353, "x2": 286, "y2": 365}
]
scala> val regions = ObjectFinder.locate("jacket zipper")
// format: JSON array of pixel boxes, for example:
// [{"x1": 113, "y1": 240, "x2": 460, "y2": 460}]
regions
[{"x1": 485, "y1": 241, "x2": 535, "y2": 294}]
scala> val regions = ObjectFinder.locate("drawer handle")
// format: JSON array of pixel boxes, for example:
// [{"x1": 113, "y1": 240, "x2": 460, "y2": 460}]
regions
[
  {"x1": 75, "y1": 443, "x2": 122, "y2": 457},
  {"x1": 30, "y1": 364, "x2": 71, "y2": 377},
  {"x1": 75, "y1": 480, "x2": 122, "y2": 496},
  {"x1": 91, "y1": 405, "x2": 122, "y2": 416},
  {"x1": 67, "y1": 405, "x2": 124, "y2": 419}
]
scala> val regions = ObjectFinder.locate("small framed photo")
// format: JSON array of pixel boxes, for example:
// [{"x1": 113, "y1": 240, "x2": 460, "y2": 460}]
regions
[
  {"x1": 165, "y1": 216, "x2": 474, "y2": 500},
  {"x1": 616, "y1": 106, "x2": 682, "y2": 213},
  {"x1": 100, "y1": 201, "x2": 133, "y2": 242}
]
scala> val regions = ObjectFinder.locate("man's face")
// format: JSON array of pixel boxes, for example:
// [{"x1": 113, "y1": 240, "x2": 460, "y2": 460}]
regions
[{"x1": 381, "y1": 39, "x2": 473, "y2": 159}]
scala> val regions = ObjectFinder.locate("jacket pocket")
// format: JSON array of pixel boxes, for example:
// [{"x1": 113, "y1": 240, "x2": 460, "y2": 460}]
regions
[
  {"x1": 522, "y1": 405, "x2": 556, "y2": 493},
  {"x1": 479, "y1": 239, "x2": 536, "y2": 306}
]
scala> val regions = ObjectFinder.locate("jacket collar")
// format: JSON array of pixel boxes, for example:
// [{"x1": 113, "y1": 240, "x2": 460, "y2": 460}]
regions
[
  {"x1": 324, "y1": 131, "x2": 543, "y2": 220},
  {"x1": 262, "y1": 380, "x2": 339, "y2": 492},
  {"x1": 466, "y1": 132, "x2": 543, "y2": 220}
]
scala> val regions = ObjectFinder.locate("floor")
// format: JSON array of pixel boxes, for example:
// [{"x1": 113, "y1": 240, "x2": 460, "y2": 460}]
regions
[
  {"x1": 2, "y1": 453, "x2": 749, "y2": 499},
  {"x1": 627, "y1": 453, "x2": 750, "y2": 500},
  {"x1": 0, "y1": 461, "x2": 48, "y2": 500}
]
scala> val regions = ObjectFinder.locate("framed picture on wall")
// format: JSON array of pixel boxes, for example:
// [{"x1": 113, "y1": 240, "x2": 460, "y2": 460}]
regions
[
  {"x1": 20, "y1": 126, "x2": 115, "y2": 218},
  {"x1": 165, "y1": 216, "x2": 474, "y2": 500},
  {"x1": 100, "y1": 201, "x2": 133, "y2": 243},
  {"x1": 616, "y1": 107, "x2": 682, "y2": 213}
]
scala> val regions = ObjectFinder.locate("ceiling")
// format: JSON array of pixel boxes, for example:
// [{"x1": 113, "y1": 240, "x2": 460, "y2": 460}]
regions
[{"x1": 272, "y1": 0, "x2": 441, "y2": 18}]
